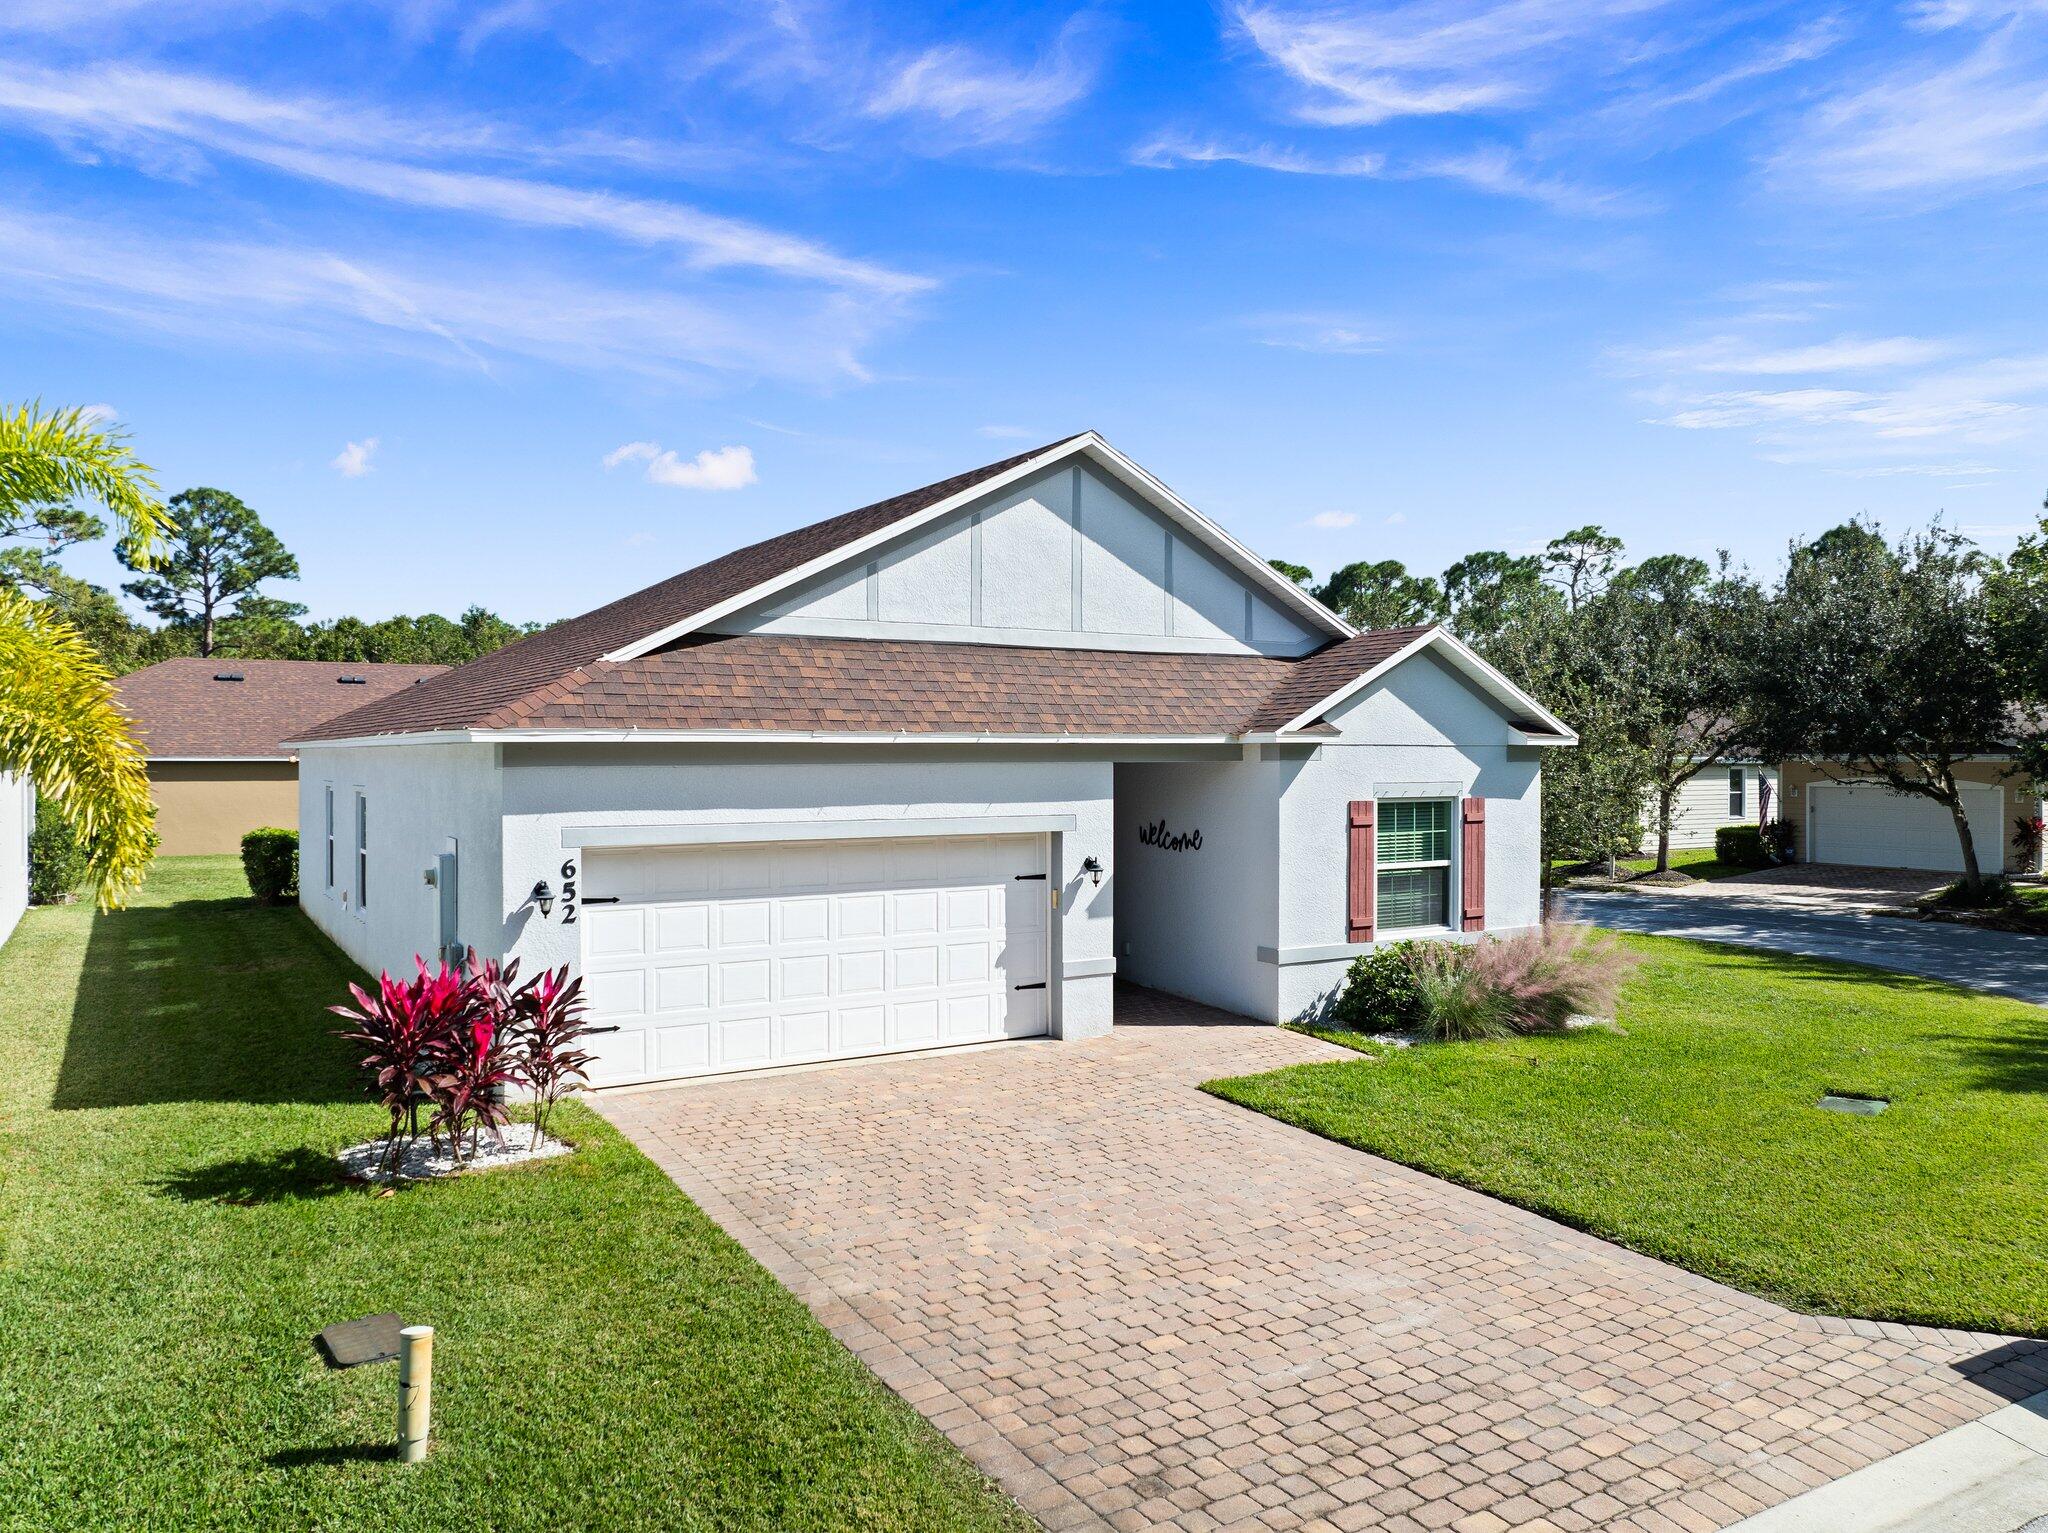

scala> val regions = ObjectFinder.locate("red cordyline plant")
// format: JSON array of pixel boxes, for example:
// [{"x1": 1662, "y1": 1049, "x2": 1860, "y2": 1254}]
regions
[
  {"x1": 332, "y1": 948, "x2": 598, "y2": 1174},
  {"x1": 507, "y1": 965, "x2": 591, "y2": 1149},
  {"x1": 329, "y1": 958, "x2": 482, "y2": 1175}
]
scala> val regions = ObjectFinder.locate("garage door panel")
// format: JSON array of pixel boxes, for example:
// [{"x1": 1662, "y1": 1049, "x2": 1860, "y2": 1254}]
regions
[
  {"x1": 718, "y1": 1015, "x2": 773, "y2": 1066},
  {"x1": 779, "y1": 896, "x2": 829, "y2": 942},
  {"x1": 718, "y1": 957, "x2": 771, "y2": 1004},
  {"x1": 782, "y1": 1010, "x2": 830, "y2": 1057},
  {"x1": 841, "y1": 1005, "x2": 886, "y2": 1050},
  {"x1": 586, "y1": 906, "x2": 646, "y2": 956},
  {"x1": 717, "y1": 901, "x2": 771, "y2": 947},
  {"x1": 583, "y1": 833, "x2": 1050, "y2": 1085},
  {"x1": 652, "y1": 905, "x2": 709, "y2": 952},
  {"x1": 779, "y1": 953, "x2": 830, "y2": 1000},
  {"x1": 839, "y1": 949, "x2": 886, "y2": 993},
  {"x1": 653, "y1": 1022, "x2": 709, "y2": 1075},
  {"x1": 654, "y1": 963, "x2": 709, "y2": 1011},
  {"x1": 894, "y1": 998, "x2": 940, "y2": 1043},
  {"x1": 585, "y1": 968, "x2": 646, "y2": 1017},
  {"x1": 1810, "y1": 784, "x2": 2001, "y2": 872}
]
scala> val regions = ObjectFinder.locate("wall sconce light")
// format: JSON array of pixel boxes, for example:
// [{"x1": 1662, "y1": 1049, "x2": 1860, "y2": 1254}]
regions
[
  {"x1": 1081, "y1": 855, "x2": 1104, "y2": 887},
  {"x1": 531, "y1": 879, "x2": 555, "y2": 918}
]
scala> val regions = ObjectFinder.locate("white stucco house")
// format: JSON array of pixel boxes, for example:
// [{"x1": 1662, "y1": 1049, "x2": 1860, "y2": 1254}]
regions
[{"x1": 291, "y1": 433, "x2": 1574, "y2": 1087}]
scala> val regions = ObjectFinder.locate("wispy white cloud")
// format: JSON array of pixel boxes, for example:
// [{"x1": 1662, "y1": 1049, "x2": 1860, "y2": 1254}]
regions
[
  {"x1": 77, "y1": 402, "x2": 117, "y2": 426},
  {"x1": 331, "y1": 437, "x2": 379, "y2": 476},
  {"x1": 865, "y1": 16, "x2": 1100, "y2": 147},
  {"x1": 0, "y1": 61, "x2": 927, "y2": 296},
  {"x1": 976, "y1": 424, "x2": 1039, "y2": 439},
  {"x1": 1233, "y1": 0, "x2": 1670, "y2": 128},
  {"x1": 1132, "y1": 133, "x2": 1386, "y2": 177},
  {"x1": 1306, "y1": 510, "x2": 1357, "y2": 528},
  {"x1": 1773, "y1": 7, "x2": 2048, "y2": 199},
  {"x1": 1243, "y1": 312, "x2": 1382, "y2": 355},
  {"x1": 604, "y1": 440, "x2": 758, "y2": 490},
  {"x1": 0, "y1": 204, "x2": 893, "y2": 385},
  {"x1": 1621, "y1": 334, "x2": 1955, "y2": 375}
]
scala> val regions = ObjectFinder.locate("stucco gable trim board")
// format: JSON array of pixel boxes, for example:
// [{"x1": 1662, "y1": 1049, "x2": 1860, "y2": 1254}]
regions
[
  {"x1": 1274, "y1": 628, "x2": 1576, "y2": 743},
  {"x1": 601, "y1": 434, "x2": 1353, "y2": 664},
  {"x1": 563, "y1": 813, "x2": 1080, "y2": 849}
]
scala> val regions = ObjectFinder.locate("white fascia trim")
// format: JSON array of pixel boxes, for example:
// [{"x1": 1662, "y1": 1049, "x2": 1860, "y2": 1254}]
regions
[
  {"x1": 148, "y1": 755, "x2": 293, "y2": 762},
  {"x1": 1272, "y1": 627, "x2": 1578, "y2": 744},
  {"x1": 600, "y1": 432, "x2": 1353, "y2": 665},
  {"x1": 288, "y1": 728, "x2": 1250, "y2": 750}
]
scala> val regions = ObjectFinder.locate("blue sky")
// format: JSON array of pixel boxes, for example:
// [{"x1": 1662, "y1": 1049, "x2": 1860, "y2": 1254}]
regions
[{"x1": 6, "y1": 0, "x2": 2048, "y2": 625}]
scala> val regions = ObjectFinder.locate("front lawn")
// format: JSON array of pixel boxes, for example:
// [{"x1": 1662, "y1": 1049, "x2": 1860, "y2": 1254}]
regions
[
  {"x1": 0, "y1": 858, "x2": 1027, "y2": 1532},
  {"x1": 1555, "y1": 846, "x2": 1751, "y2": 882},
  {"x1": 1208, "y1": 933, "x2": 2048, "y2": 1336}
]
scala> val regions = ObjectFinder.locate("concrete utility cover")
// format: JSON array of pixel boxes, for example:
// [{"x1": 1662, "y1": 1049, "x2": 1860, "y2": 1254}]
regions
[
  {"x1": 1819, "y1": 1094, "x2": 1889, "y2": 1116},
  {"x1": 314, "y1": 1312, "x2": 402, "y2": 1369}
]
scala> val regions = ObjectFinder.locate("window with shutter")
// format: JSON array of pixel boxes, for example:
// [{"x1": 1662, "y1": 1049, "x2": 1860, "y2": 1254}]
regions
[{"x1": 1375, "y1": 799, "x2": 1452, "y2": 931}]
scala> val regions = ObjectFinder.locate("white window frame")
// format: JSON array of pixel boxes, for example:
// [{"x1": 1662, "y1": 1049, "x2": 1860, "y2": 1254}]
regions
[
  {"x1": 353, "y1": 789, "x2": 369, "y2": 914},
  {"x1": 1375, "y1": 797, "x2": 1456, "y2": 934},
  {"x1": 1728, "y1": 766, "x2": 1745, "y2": 817},
  {"x1": 323, "y1": 785, "x2": 335, "y2": 892}
]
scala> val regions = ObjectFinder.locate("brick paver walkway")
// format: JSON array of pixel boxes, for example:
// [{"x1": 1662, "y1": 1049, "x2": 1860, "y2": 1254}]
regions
[{"x1": 597, "y1": 987, "x2": 2046, "y2": 1533}]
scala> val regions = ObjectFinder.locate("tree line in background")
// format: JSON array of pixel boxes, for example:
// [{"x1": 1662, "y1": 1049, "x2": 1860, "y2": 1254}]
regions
[
  {"x1": 1277, "y1": 513, "x2": 2048, "y2": 899},
  {"x1": 5, "y1": 479, "x2": 545, "y2": 675}
]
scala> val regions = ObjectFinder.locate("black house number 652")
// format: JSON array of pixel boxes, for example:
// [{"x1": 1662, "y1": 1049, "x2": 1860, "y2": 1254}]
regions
[{"x1": 559, "y1": 857, "x2": 579, "y2": 924}]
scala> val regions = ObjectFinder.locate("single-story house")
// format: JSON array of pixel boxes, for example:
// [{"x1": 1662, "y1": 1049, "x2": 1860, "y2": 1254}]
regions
[
  {"x1": 1782, "y1": 757, "x2": 2045, "y2": 875},
  {"x1": 290, "y1": 432, "x2": 1574, "y2": 1087},
  {"x1": 116, "y1": 658, "x2": 447, "y2": 855},
  {"x1": 1638, "y1": 758, "x2": 1779, "y2": 853}
]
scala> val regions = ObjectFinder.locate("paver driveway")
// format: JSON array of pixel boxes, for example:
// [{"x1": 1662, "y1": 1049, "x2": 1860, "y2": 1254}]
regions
[{"x1": 597, "y1": 988, "x2": 2046, "y2": 1533}]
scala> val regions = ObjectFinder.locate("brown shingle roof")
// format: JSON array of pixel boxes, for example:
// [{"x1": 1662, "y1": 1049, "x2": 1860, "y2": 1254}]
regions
[
  {"x1": 296, "y1": 629, "x2": 1441, "y2": 742},
  {"x1": 302, "y1": 435, "x2": 1084, "y2": 743},
  {"x1": 117, "y1": 659, "x2": 448, "y2": 758}
]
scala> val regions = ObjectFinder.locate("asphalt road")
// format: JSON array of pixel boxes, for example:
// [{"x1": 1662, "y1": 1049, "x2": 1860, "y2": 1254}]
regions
[{"x1": 1559, "y1": 888, "x2": 2048, "y2": 1007}]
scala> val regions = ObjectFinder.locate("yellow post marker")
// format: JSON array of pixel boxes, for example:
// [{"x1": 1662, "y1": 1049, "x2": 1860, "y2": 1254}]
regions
[{"x1": 397, "y1": 1325, "x2": 434, "y2": 1463}]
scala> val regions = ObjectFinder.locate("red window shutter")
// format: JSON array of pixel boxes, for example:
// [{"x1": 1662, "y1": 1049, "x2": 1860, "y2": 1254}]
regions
[
  {"x1": 1347, "y1": 800, "x2": 1375, "y2": 943},
  {"x1": 1461, "y1": 798, "x2": 1487, "y2": 932}
]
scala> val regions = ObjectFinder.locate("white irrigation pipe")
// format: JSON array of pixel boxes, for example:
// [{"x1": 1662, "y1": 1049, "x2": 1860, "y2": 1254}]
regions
[{"x1": 398, "y1": 1325, "x2": 434, "y2": 1463}]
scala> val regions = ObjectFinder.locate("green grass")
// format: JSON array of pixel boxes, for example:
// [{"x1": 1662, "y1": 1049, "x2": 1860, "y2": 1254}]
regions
[
  {"x1": 1555, "y1": 846, "x2": 1752, "y2": 882},
  {"x1": 1209, "y1": 933, "x2": 2048, "y2": 1337},
  {"x1": 0, "y1": 858, "x2": 1028, "y2": 1533}
]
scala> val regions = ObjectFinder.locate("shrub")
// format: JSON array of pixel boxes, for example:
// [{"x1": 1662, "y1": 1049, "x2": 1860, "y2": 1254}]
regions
[
  {"x1": 241, "y1": 827, "x2": 298, "y2": 903},
  {"x1": 27, "y1": 797, "x2": 87, "y2": 904},
  {"x1": 1331, "y1": 941, "x2": 1424, "y2": 1032},
  {"x1": 2013, "y1": 815, "x2": 2044, "y2": 871},
  {"x1": 1715, "y1": 823, "x2": 1769, "y2": 868},
  {"x1": 1929, "y1": 875, "x2": 2013, "y2": 911},
  {"x1": 332, "y1": 948, "x2": 598, "y2": 1173}
]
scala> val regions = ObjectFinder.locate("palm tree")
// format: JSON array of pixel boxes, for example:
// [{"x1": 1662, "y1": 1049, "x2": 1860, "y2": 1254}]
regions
[{"x1": 0, "y1": 403, "x2": 172, "y2": 906}]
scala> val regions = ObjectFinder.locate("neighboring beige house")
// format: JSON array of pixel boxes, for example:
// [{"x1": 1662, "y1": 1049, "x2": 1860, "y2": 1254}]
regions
[
  {"x1": 1780, "y1": 757, "x2": 2046, "y2": 875},
  {"x1": 116, "y1": 659, "x2": 446, "y2": 855},
  {"x1": 1640, "y1": 757, "x2": 1779, "y2": 853}
]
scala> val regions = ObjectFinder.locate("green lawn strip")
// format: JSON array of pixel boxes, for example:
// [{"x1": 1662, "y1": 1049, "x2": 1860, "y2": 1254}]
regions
[
  {"x1": 0, "y1": 857, "x2": 1029, "y2": 1533},
  {"x1": 1212, "y1": 933, "x2": 2048, "y2": 1337},
  {"x1": 1552, "y1": 847, "x2": 1751, "y2": 883}
]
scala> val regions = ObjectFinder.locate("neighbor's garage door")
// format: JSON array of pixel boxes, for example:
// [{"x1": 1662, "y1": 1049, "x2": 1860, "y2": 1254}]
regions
[
  {"x1": 579, "y1": 834, "x2": 1049, "y2": 1086},
  {"x1": 1807, "y1": 782, "x2": 2003, "y2": 872}
]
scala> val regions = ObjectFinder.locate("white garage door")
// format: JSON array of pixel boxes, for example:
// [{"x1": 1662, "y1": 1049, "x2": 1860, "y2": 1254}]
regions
[
  {"x1": 1806, "y1": 783, "x2": 2003, "y2": 872},
  {"x1": 579, "y1": 833, "x2": 1049, "y2": 1086}
]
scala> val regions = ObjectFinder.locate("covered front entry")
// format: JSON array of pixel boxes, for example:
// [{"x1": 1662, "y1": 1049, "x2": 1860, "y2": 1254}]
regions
[
  {"x1": 579, "y1": 833, "x2": 1050, "y2": 1086},
  {"x1": 1805, "y1": 781, "x2": 2003, "y2": 873}
]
